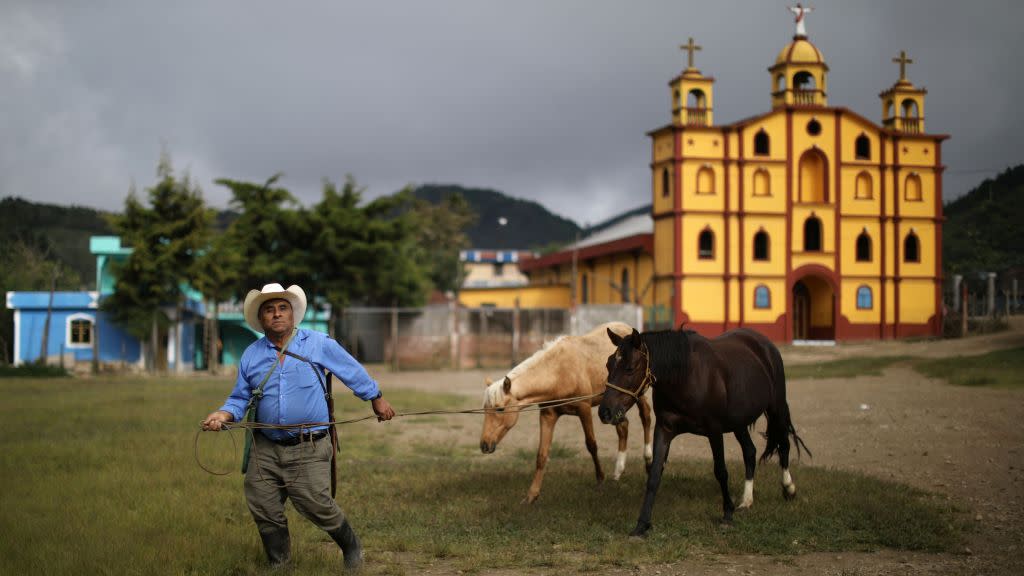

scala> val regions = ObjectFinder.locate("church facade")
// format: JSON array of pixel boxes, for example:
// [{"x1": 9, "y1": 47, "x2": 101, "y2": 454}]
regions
[{"x1": 522, "y1": 21, "x2": 946, "y2": 342}]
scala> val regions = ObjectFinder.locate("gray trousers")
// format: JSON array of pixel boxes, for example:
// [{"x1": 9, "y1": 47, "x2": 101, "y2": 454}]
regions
[{"x1": 245, "y1": 431, "x2": 346, "y2": 536}]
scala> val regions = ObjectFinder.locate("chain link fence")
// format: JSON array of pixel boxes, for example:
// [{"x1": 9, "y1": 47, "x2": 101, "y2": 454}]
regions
[{"x1": 335, "y1": 303, "x2": 643, "y2": 371}]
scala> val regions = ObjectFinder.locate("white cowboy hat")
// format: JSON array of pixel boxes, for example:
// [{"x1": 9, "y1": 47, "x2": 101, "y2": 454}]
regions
[{"x1": 242, "y1": 283, "x2": 307, "y2": 333}]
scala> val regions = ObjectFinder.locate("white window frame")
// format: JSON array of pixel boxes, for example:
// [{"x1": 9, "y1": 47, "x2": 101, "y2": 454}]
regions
[{"x1": 66, "y1": 313, "x2": 95, "y2": 349}]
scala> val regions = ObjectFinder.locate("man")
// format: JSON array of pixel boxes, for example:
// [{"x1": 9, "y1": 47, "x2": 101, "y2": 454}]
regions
[{"x1": 202, "y1": 283, "x2": 395, "y2": 571}]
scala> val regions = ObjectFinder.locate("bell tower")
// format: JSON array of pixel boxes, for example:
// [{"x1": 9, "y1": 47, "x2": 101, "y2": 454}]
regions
[
  {"x1": 880, "y1": 50, "x2": 927, "y2": 134},
  {"x1": 671, "y1": 37, "x2": 714, "y2": 127}
]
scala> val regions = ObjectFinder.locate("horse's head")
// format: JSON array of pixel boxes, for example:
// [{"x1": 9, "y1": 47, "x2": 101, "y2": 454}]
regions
[
  {"x1": 480, "y1": 376, "x2": 520, "y2": 453},
  {"x1": 599, "y1": 327, "x2": 651, "y2": 425}
]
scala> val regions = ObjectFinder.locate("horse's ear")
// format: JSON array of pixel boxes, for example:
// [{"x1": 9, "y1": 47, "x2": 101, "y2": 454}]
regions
[
  {"x1": 607, "y1": 327, "x2": 623, "y2": 346},
  {"x1": 631, "y1": 328, "x2": 641, "y2": 339},
  {"x1": 484, "y1": 377, "x2": 493, "y2": 386},
  {"x1": 502, "y1": 376, "x2": 512, "y2": 394}
]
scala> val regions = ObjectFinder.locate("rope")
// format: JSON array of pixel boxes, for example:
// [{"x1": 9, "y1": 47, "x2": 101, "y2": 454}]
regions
[{"x1": 195, "y1": 391, "x2": 605, "y2": 477}]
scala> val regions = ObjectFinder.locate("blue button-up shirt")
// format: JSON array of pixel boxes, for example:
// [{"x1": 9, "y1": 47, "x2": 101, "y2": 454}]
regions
[{"x1": 219, "y1": 329, "x2": 381, "y2": 441}]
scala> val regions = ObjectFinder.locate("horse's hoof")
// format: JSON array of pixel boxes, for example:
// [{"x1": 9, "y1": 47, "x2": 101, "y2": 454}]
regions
[
  {"x1": 628, "y1": 523, "x2": 651, "y2": 538},
  {"x1": 521, "y1": 495, "x2": 538, "y2": 505},
  {"x1": 720, "y1": 512, "x2": 734, "y2": 526},
  {"x1": 782, "y1": 485, "x2": 797, "y2": 501}
]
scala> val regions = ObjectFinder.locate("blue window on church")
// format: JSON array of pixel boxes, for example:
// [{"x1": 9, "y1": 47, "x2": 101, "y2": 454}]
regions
[
  {"x1": 857, "y1": 286, "x2": 873, "y2": 309},
  {"x1": 754, "y1": 285, "x2": 770, "y2": 309}
]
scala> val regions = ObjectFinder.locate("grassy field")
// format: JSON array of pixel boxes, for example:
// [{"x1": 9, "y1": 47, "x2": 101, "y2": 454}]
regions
[
  {"x1": 785, "y1": 347, "x2": 1024, "y2": 389},
  {"x1": 0, "y1": 375, "x2": 963, "y2": 575},
  {"x1": 785, "y1": 356, "x2": 912, "y2": 380},
  {"x1": 913, "y1": 346, "x2": 1024, "y2": 389}
]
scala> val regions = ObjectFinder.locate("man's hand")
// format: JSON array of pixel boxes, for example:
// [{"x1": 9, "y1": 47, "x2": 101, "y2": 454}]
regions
[
  {"x1": 202, "y1": 410, "x2": 233, "y2": 431},
  {"x1": 371, "y1": 397, "x2": 395, "y2": 422}
]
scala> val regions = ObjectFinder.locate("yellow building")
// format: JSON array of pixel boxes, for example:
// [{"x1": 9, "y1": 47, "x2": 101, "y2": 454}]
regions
[{"x1": 524, "y1": 24, "x2": 946, "y2": 342}]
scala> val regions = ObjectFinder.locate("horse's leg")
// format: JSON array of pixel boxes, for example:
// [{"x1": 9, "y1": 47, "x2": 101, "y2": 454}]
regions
[
  {"x1": 734, "y1": 427, "x2": 757, "y2": 509},
  {"x1": 613, "y1": 418, "x2": 628, "y2": 481},
  {"x1": 524, "y1": 408, "x2": 559, "y2": 504},
  {"x1": 630, "y1": 424, "x2": 674, "y2": 537},
  {"x1": 779, "y1": 422, "x2": 796, "y2": 500},
  {"x1": 709, "y1": 433, "x2": 735, "y2": 523},
  {"x1": 577, "y1": 403, "x2": 605, "y2": 484},
  {"x1": 638, "y1": 394, "x2": 654, "y2": 467}
]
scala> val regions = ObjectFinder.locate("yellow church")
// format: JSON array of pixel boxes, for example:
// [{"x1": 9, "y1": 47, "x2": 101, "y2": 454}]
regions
[{"x1": 518, "y1": 14, "x2": 946, "y2": 342}]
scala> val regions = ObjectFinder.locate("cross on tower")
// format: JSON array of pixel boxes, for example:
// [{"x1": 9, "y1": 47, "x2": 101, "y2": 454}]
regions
[
  {"x1": 892, "y1": 50, "x2": 913, "y2": 82},
  {"x1": 680, "y1": 37, "x2": 702, "y2": 69}
]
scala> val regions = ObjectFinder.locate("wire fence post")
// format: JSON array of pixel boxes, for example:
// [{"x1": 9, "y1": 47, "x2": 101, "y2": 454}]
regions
[
  {"x1": 511, "y1": 298, "x2": 521, "y2": 368},
  {"x1": 961, "y1": 281, "x2": 968, "y2": 337},
  {"x1": 449, "y1": 298, "x2": 458, "y2": 370},
  {"x1": 390, "y1": 306, "x2": 399, "y2": 372}
]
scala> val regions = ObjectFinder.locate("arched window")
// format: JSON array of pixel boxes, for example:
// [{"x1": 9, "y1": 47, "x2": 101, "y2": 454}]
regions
[
  {"x1": 661, "y1": 167, "x2": 670, "y2": 198},
  {"x1": 855, "y1": 171, "x2": 873, "y2": 200},
  {"x1": 803, "y1": 216, "x2": 822, "y2": 252},
  {"x1": 793, "y1": 71, "x2": 816, "y2": 90},
  {"x1": 698, "y1": 229, "x2": 714, "y2": 259},
  {"x1": 754, "y1": 130, "x2": 770, "y2": 156},
  {"x1": 799, "y1": 149, "x2": 828, "y2": 203},
  {"x1": 696, "y1": 166, "x2": 715, "y2": 195},
  {"x1": 674, "y1": 90, "x2": 680, "y2": 109},
  {"x1": 885, "y1": 100, "x2": 895, "y2": 119},
  {"x1": 904, "y1": 232, "x2": 920, "y2": 263},
  {"x1": 753, "y1": 230, "x2": 769, "y2": 261},
  {"x1": 754, "y1": 285, "x2": 771, "y2": 309},
  {"x1": 905, "y1": 173, "x2": 922, "y2": 201},
  {"x1": 776, "y1": 74, "x2": 786, "y2": 92},
  {"x1": 856, "y1": 230, "x2": 872, "y2": 262},
  {"x1": 855, "y1": 134, "x2": 871, "y2": 159},
  {"x1": 581, "y1": 273, "x2": 589, "y2": 304},
  {"x1": 901, "y1": 99, "x2": 919, "y2": 118},
  {"x1": 620, "y1": 268, "x2": 630, "y2": 303},
  {"x1": 753, "y1": 168, "x2": 771, "y2": 197},
  {"x1": 66, "y1": 313, "x2": 94, "y2": 349},
  {"x1": 856, "y1": 286, "x2": 873, "y2": 309},
  {"x1": 687, "y1": 89, "x2": 706, "y2": 109}
]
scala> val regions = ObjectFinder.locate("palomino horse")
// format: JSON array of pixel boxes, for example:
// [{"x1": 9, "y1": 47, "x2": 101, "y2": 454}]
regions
[
  {"x1": 598, "y1": 327, "x2": 810, "y2": 536},
  {"x1": 480, "y1": 322, "x2": 654, "y2": 504}
]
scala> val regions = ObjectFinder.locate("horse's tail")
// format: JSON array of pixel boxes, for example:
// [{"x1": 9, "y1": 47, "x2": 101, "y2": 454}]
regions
[{"x1": 760, "y1": 344, "x2": 812, "y2": 464}]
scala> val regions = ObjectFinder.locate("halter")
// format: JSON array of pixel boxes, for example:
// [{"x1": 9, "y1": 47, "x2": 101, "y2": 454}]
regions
[{"x1": 604, "y1": 343, "x2": 656, "y2": 401}]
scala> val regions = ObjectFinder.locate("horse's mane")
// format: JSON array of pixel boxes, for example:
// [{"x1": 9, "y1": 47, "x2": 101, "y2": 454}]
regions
[
  {"x1": 506, "y1": 335, "x2": 566, "y2": 380},
  {"x1": 483, "y1": 335, "x2": 567, "y2": 407},
  {"x1": 483, "y1": 381, "x2": 504, "y2": 408},
  {"x1": 639, "y1": 329, "x2": 694, "y2": 382}
]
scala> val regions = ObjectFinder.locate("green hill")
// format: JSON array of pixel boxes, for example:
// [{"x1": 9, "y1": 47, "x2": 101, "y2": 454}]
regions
[
  {"x1": 943, "y1": 165, "x2": 1024, "y2": 277},
  {"x1": 410, "y1": 184, "x2": 581, "y2": 250},
  {"x1": 0, "y1": 197, "x2": 114, "y2": 288}
]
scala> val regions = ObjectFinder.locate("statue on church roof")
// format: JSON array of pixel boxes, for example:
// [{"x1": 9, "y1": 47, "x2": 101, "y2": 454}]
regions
[{"x1": 788, "y1": 3, "x2": 813, "y2": 37}]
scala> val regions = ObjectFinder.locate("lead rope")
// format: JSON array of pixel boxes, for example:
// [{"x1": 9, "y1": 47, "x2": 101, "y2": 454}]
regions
[{"x1": 194, "y1": 391, "x2": 606, "y2": 479}]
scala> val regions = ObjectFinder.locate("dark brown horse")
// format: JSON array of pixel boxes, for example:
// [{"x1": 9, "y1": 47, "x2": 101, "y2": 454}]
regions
[{"x1": 598, "y1": 327, "x2": 809, "y2": 537}]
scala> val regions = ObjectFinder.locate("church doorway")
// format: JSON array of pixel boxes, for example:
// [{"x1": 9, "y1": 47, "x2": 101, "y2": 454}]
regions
[{"x1": 791, "y1": 275, "x2": 835, "y2": 341}]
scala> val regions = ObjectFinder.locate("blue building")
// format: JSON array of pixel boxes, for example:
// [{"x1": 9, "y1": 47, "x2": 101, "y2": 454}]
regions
[{"x1": 6, "y1": 235, "x2": 327, "y2": 370}]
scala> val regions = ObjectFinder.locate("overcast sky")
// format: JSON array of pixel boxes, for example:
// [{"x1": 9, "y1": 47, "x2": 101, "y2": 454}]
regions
[{"x1": 2, "y1": 0, "x2": 1021, "y2": 227}]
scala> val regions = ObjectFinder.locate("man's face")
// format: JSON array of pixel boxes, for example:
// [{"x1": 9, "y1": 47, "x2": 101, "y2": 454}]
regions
[{"x1": 259, "y1": 298, "x2": 294, "y2": 335}]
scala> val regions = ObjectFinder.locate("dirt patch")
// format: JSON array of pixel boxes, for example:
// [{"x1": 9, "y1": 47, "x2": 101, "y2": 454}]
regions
[{"x1": 367, "y1": 320, "x2": 1024, "y2": 575}]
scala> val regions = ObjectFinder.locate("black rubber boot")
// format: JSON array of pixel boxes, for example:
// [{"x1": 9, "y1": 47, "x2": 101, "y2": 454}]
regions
[
  {"x1": 328, "y1": 520, "x2": 363, "y2": 572},
  {"x1": 258, "y1": 527, "x2": 291, "y2": 567}
]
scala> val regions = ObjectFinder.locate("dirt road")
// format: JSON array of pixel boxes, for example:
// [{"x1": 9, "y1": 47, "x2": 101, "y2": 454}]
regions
[{"x1": 374, "y1": 320, "x2": 1024, "y2": 575}]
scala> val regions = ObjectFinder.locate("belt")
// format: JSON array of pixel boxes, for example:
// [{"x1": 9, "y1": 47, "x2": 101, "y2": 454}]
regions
[{"x1": 267, "y1": 430, "x2": 328, "y2": 446}]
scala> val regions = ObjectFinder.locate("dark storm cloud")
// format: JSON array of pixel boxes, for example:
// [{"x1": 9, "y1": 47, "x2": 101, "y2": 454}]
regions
[{"x1": 2, "y1": 0, "x2": 1021, "y2": 226}]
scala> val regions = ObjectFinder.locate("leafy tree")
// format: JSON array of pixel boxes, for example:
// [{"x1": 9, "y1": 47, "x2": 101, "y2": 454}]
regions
[
  {"x1": 0, "y1": 241, "x2": 81, "y2": 364},
  {"x1": 191, "y1": 229, "x2": 243, "y2": 373},
  {"x1": 309, "y1": 177, "x2": 430, "y2": 333},
  {"x1": 103, "y1": 155, "x2": 210, "y2": 372},
  {"x1": 408, "y1": 192, "x2": 477, "y2": 294},
  {"x1": 216, "y1": 174, "x2": 298, "y2": 299}
]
